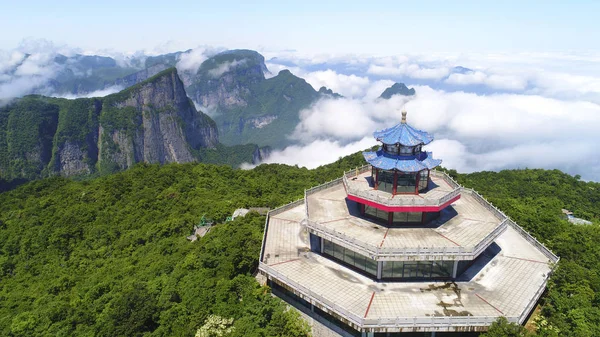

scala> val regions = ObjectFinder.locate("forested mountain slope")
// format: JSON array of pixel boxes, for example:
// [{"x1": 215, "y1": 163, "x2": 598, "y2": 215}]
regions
[{"x1": 0, "y1": 155, "x2": 598, "y2": 336}]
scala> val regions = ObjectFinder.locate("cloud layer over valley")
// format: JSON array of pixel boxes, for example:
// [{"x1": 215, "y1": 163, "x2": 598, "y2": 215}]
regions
[
  {"x1": 261, "y1": 51, "x2": 600, "y2": 181},
  {"x1": 1, "y1": 40, "x2": 599, "y2": 180}
]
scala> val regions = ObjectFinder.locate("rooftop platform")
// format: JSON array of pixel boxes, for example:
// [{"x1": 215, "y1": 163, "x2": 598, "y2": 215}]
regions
[
  {"x1": 343, "y1": 166, "x2": 461, "y2": 212},
  {"x1": 260, "y1": 201, "x2": 558, "y2": 333},
  {"x1": 306, "y1": 181, "x2": 507, "y2": 261}
]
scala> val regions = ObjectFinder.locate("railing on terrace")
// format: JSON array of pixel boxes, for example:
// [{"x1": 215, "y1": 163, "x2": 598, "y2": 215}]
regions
[
  {"x1": 462, "y1": 188, "x2": 559, "y2": 264},
  {"x1": 462, "y1": 188, "x2": 507, "y2": 221},
  {"x1": 260, "y1": 262, "x2": 522, "y2": 330},
  {"x1": 341, "y1": 165, "x2": 463, "y2": 207}
]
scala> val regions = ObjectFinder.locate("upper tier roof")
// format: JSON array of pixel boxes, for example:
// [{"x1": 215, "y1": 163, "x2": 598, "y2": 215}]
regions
[{"x1": 373, "y1": 110, "x2": 434, "y2": 146}]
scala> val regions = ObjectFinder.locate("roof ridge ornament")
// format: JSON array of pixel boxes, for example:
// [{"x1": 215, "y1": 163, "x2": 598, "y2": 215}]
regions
[{"x1": 401, "y1": 107, "x2": 407, "y2": 124}]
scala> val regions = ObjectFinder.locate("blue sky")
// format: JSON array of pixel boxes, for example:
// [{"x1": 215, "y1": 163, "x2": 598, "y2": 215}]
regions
[{"x1": 1, "y1": 0, "x2": 599, "y2": 54}]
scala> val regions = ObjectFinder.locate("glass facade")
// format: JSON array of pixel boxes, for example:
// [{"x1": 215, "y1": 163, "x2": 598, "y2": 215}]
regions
[
  {"x1": 322, "y1": 238, "x2": 456, "y2": 280},
  {"x1": 323, "y1": 239, "x2": 378, "y2": 277},
  {"x1": 418, "y1": 170, "x2": 429, "y2": 191},
  {"x1": 392, "y1": 211, "x2": 422, "y2": 223},
  {"x1": 365, "y1": 205, "x2": 389, "y2": 222},
  {"x1": 377, "y1": 170, "x2": 395, "y2": 193},
  {"x1": 396, "y1": 171, "x2": 417, "y2": 193},
  {"x1": 381, "y1": 260, "x2": 454, "y2": 279},
  {"x1": 382, "y1": 144, "x2": 423, "y2": 156},
  {"x1": 364, "y1": 205, "x2": 424, "y2": 224},
  {"x1": 372, "y1": 168, "x2": 430, "y2": 195}
]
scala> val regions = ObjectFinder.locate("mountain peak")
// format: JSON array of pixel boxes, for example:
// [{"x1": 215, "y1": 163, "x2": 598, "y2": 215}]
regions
[
  {"x1": 379, "y1": 83, "x2": 416, "y2": 99},
  {"x1": 318, "y1": 86, "x2": 343, "y2": 98}
]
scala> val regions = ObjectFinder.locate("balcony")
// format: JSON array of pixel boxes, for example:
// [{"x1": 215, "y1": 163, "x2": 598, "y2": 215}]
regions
[
  {"x1": 343, "y1": 165, "x2": 461, "y2": 212},
  {"x1": 305, "y1": 176, "x2": 509, "y2": 261}
]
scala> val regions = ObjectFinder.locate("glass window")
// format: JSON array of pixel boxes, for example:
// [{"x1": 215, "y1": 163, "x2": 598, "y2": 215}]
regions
[
  {"x1": 365, "y1": 257, "x2": 378, "y2": 276},
  {"x1": 407, "y1": 212, "x2": 422, "y2": 223},
  {"x1": 344, "y1": 247, "x2": 355, "y2": 265},
  {"x1": 393, "y1": 212, "x2": 407, "y2": 223},
  {"x1": 418, "y1": 170, "x2": 429, "y2": 191},
  {"x1": 384, "y1": 143, "x2": 399, "y2": 155},
  {"x1": 322, "y1": 239, "x2": 377, "y2": 278},
  {"x1": 432, "y1": 261, "x2": 453, "y2": 278},
  {"x1": 365, "y1": 205, "x2": 388, "y2": 222},
  {"x1": 377, "y1": 170, "x2": 394, "y2": 194},
  {"x1": 396, "y1": 172, "x2": 416, "y2": 193},
  {"x1": 403, "y1": 263, "x2": 419, "y2": 278},
  {"x1": 323, "y1": 239, "x2": 334, "y2": 256},
  {"x1": 354, "y1": 253, "x2": 366, "y2": 270},
  {"x1": 382, "y1": 261, "x2": 394, "y2": 278},
  {"x1": 333, "y1": 242, "x2": 345, "y2": 260},
  {"x1": 393, "y1": 261, "x2": 404, "y2": 278},
  {"x1": 418, "y1": 261, "x2": 432, "y2": 278},
  {"x1": 399, "y1": 146, "x2": 413, "y2": 155},
  {"x1": 393, "y1": 212, "x2": 422, "y2": 224}
]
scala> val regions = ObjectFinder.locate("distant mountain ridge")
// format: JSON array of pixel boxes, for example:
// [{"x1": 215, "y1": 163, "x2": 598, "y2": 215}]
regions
[{"x1": 1, "y1": 48, "x2": 342, "y2": 151}]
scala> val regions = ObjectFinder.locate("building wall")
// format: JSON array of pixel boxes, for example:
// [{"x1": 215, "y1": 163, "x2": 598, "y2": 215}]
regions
[{"x1": 320, "y1": 237, "x2": 459, "y2": 281}]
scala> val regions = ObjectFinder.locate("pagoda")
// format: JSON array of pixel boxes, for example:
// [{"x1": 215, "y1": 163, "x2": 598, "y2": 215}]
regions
[
  {"x1": 355, "y1": 109, "x2": 449, "y2": 226},
  {"x1": 258, "y1": 109, "x2": 558, "y2": 336}
]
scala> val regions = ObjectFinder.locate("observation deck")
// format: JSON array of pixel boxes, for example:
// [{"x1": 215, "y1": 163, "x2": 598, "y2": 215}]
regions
[
  {"x1": 258, "y1": 181, "x2": 559, "y2": 333},
  {"x1": 343, "y1": 165, "x2": 461, "y2": 212},
  {"x1": 306, "y1": 173, "x2": 507, "y2": 261}
]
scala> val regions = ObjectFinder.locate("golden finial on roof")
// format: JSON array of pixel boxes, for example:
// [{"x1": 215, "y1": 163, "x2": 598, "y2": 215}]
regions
[{"x1": 401, "y1": 107, "x2": 407, "y2": 124}]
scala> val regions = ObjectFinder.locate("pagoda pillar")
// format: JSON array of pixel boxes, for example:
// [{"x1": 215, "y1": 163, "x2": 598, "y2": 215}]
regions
[
  {"x1": 414, "y1": 172, "x2": 419, "y2": 194},
  {"x1": 427, "y1": 169, "x2": 431, "y2": 186},
  {"x1": 392, "y1": 171, "x2": 398, "y2": 195},
  {"x1": 374, "y1": 168, "x2": 379, "y2": 190}
]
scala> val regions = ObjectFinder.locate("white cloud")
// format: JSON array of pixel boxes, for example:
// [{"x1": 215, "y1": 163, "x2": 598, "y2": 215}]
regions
[
  {"x1": 367, "y1": 63, "x2": 450, "y2": 80},
  {"x1": 259, "y1": 137, "x2": 378, "y2": 169},
  {"x1": 57, "y1": 85, "x2": 124, "y2": 99},
  {"x1": 292, "y1": 98, "x2": 378, "y2": 142},
  {"x1": 0, "y1": 50, "x2": 26, "y2": 73},
  {"x1": 445, "y1": 71, "x2": 528, "y2": 90},
  {"x1": 0, "y1": 49, "x2": 61, "y2": 100},
  {"x1": 208, "y1": 59, "x2": 247, "y2": 78},
  {"x1": 257, "y1": 78, "x2": 600, "y2": 180},
  {"x1": 176, "y1": 47, "x2": 211, "y2": 73},
  {"x1": 302, "y1": 70, "x2": 370, "y2": 98}
]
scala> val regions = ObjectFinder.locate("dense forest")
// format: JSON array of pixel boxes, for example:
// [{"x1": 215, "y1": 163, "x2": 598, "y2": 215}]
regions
[{"x1": 1, "y1": 153, "x2": 599, "y2": 336}]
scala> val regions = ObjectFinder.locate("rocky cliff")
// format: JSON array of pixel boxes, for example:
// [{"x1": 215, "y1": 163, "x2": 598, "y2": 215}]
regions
[
  {"x1": 186, "y1": 50, "x2": 268, "y2": 111},
  {"x1": 0, "y1": 68, "x2": 219, "y2": 180},
  {"x1": 183, "y1": 50, "x2": 340, "y2": 148},
  {"x1": 97, "y1": 68, "x2": 218, "y2": 173}
]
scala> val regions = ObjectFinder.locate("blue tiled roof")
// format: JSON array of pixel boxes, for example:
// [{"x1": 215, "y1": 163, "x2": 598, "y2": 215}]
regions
[
  {"x1": 363, "y1": 150, "x2": 442, "y2": 172},
  {"x1": 373, "y1": 122, "x2": 434, "y2": 146}
]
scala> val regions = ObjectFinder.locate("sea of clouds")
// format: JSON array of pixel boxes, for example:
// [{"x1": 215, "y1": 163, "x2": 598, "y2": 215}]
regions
[
  {"x1": 260, "y1": 50, "x2": 600, "y2": 181},
  {"x1": 1, "y1": 39, "x2": 599, "y2": 180}
]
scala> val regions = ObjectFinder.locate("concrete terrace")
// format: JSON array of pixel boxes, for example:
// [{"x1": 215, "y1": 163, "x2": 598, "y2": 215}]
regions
[
  {"x1": 259, "y1": 201, "x2": 557, "y2": 332},
  {"x1": 305, "y1": 182, "x2": 506, "y2": 261}
]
